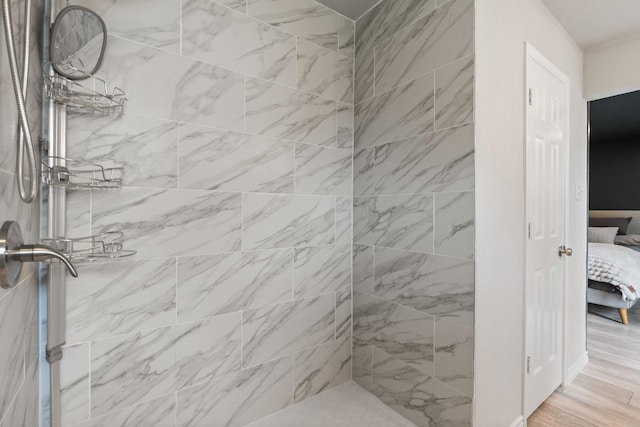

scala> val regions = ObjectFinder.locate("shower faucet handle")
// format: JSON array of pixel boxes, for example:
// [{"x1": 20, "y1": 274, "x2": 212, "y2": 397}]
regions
[{"x1": 0, "y1": 220, "x2": 78, "y2": 289}]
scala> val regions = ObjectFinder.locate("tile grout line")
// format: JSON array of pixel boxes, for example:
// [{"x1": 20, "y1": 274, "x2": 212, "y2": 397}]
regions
[
  {"x1": 433, "y1": 192, "x2": 437, "y2": 255},
  {"x1": 107, "y1": 32, "x2": 349, "y2": 106},
  {"x1": 88, "y1": 340, "x2": 92, "y2": 422},
  {"x1": 240, "y1": 308, "x2": 245, "y2": 371},
  {"x1": 85, "y1": 107, "x2": 354, "y2": 154},
  {"x1": 179, "y1": 0, "x2": 183, "y2": 56},
  {"x1": 291, "y1": 353, "x2": 295, "y2": 404},
  {"x1": 353, "y1": 287, "x2": 473, "y2": 331},
  {"x1": 354, "y1": 53, "x2": 474, "y2": 108}
]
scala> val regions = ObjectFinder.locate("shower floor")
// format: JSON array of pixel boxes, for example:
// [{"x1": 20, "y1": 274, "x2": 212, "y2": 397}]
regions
[{"x1": 246, "y1": 381, "x2": 417, "y2": 427}]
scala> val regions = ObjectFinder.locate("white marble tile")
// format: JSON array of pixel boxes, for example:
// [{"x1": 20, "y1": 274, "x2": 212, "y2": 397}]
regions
[
  {"x1": 217, "y1": 0, "x2": 246, "y2": 12},
  {"x1": 355, "y1": 73, "x2": 434, "y2": 150},
  {"x1": 70, "y1": 0, "x2": 181, "y2": 52},
  {"x1": 0, "y1": 0, "x2": 41, "y2": 175},
  {"x1": 246, "y1": 77, "x2": 337, "y2": 147},
  {"x1": 0, "y1": 172, "x2": 37, "y2": 289},
  {"x1": 22, "y1": 273, "x2": 38, "y2": 367},
  {"x1": 435, "y1": 319, "x2": 473, "y2": 397},
  {"x1": 374, "y1": 0, "x2": 474, "y2": 93},
  {"x1": 354, "y1": 49, "x2": 374, "y2": 104},
  {"x1": 82, "y1": 394, "x2": 176, "y2": 427},
  {"x1": 375, "y1": 124, "x2": 474, "y2": 195},
  {"x1": 66, "y1": 191, "x2": 91, "y2": 239},
  {"x1": 179, "y1": 124, "x2": 294, "y2": 193},
  {"x1": 372, "y1": 347, "x2": 472, "y2": 427},
  {"x1": 242, "y1": 294, "x2": 335, "y2": 367},
  {"x1": 335, "y1": 197, "x2": 352, "y2": 245},
  {"x1": 354, "y1": 148, "x2": 376, "y2": 197},
  {"x1": 353, "y1": 244, "x2": 374, "y2": 294},
  {"x1": 60, "y1": 343, "x2": 90, "y2": 426},
  {"x1": 338, "y1": 16, "x2": 355, "y2": 59},
  {"x1": 353, "y1": 291, "x2": 434, "y2": 376},
  {"x1": 435, "y1": 55, "x2": 474, "y2": 130},
  {"x1": 374, "y1": 247, "x2": 474, "y2": 327},
  {"x1": 297, "y1": 39, "x2": 353, "y2": 103},
  {"x1": 175, "y1": 313, "x2": 241, "y2": 389},
  {"x1": 434, "y1": 191, "x2": 475, "y2": 259},
  {"x1": 246, "y1": 381, "x2": 418, "y2": 427},
  {"x1": 177, "y1": 356, "x2": 292, "y2": 427},
  {"x1": 0, "y1": 106, "x2": 16, "y2": 175},
  {"x1": 182, "y1": 0, "x2": 296, "y2": 85},
  {"x1": 293, "y1": 337, "x2": 351, "y2": 402},
  {"x1": 354, "y1": 194, "x2": 434, "y2": 253},
  {"x1": 0, "y1": 358, "x2": 38, "y2": 427},
  {"x1": 243, "y1": 193, "x2": 335, "y2": 250},
  {"x1": 355, "y1": 0, "x2": 436, "y2": 57},
  {"x1": 66, "y1": 259, "x2": 176, "y2": 344},
  {"x1": 177, "y1": 249, "x2": 292, "y2": 322},
  {"x1": 66, "y1": 113, "x2": 179, "y2": 189},
  {"x1": 92, "y1": 188, "x2": 242, "y2": 258},
  {"x1": 294, "y1": 244, "x2": 351, "y2": 299},
  {"x1": 91, "y1": 327, "x2": 176, "y2": 416},
  {"x1": 0, "y1": 284, "x2": 26, "y2": 419},
  {"x1": 96, "y1": 36, "x2": 244, "y2": 130},
  {"x1": 247, "y1": 0, "x2": 339, "y2": 50},
  {"x1": 337, "y1": 103, "x2": 354, "y2": 149},
  {"x1": 353, "y1": 337, "x2": 374, "y2": 393},
  {"x1": 335, "y1": 290, "x2": 352, "y2": 340},
  {"x1": 295, "y1": 144, "x2": 352, "y2": 196}
]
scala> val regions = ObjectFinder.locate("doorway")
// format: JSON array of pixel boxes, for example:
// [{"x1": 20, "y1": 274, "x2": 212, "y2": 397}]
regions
[{"x1": 523, "y1": 44, "x2": 571, "y2": 418}]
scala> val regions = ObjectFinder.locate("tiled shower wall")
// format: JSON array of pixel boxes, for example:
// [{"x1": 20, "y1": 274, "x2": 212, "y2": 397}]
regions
[
  {"x1": 60, "y1": 0, "x2": 354, "y2": 426},
  {"x1": 0, "y1": 0, "x2": 43, "y2": 425},
  {"x1": 352, "y1": 0, "x2": 475, "y2": 426}
]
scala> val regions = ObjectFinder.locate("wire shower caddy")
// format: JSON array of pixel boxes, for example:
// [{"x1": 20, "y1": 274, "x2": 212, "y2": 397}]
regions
[
  {"x1": 42, "y1": 231, "x2": 137, "y2": 263},
  {"x1": 43, "y1": 61, "x2": 127, "y2": 115}
]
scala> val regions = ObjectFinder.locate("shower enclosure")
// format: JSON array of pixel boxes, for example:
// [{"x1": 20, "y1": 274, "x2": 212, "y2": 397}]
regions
[{"x1": 0, "y1": 0, "x2": 475, "y2": 426}]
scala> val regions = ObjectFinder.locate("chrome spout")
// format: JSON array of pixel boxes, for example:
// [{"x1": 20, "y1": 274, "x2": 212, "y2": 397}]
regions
[
  {"x1": 8, "y1": 244, "x2": 78, "y2": 277},
  {"x1": 1, "y1": 220, "x2": 79, "y2": 289}
]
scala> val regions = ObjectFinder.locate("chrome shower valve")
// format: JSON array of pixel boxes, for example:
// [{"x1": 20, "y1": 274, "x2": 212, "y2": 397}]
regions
[{"x1": 0, "y1": 220, "x2": 78, "y2": 289}]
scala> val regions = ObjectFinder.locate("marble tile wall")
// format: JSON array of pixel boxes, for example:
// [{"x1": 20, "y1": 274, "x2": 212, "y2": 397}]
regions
[
  {"x1": 61, "y1": 0, "x2": 354, "y2": 425},
  {"x1": 0, "y1": 0, "x2": 43, "y2": 425},
  {"x1": 352, "y1": 0, "x2": 475, "y2": 426}
]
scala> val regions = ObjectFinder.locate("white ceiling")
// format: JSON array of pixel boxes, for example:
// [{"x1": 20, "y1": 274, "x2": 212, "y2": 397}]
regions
[
  {"x1": 316, "y1": 0, "x2": 381, "y2": 20},
  {"x1": 541, "y1": 0, "x2": 640, "y2": 49}
]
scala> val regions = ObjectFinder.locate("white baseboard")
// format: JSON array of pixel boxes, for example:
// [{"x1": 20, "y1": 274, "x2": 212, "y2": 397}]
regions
[
  {"x1": 566, "y1": 351, "x2": 589, "y2": 384},
  {"x1": 508, "y1": 415, "x2": 525, "y2": 427}
]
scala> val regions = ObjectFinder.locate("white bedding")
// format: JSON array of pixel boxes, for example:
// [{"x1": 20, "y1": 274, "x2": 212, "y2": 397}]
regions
[{"x1": 589, "y1": 243, "x2": 640, "y2": 301}]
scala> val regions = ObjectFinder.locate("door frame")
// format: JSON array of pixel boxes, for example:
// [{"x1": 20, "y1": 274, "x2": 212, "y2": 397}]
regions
[{"x1": 523, "y1": 42, "x2": 572, "y2": 418}]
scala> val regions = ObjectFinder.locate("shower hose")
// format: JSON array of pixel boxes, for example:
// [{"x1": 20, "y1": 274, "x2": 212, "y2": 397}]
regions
[{"x1": 2, "y1": 0, "x2": 37, "y2": 204}]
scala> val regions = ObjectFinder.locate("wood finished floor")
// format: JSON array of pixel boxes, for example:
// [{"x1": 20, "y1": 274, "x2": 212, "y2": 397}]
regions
[{"x1": 528, "y1": 303, "x2": 640, "y2": 427}]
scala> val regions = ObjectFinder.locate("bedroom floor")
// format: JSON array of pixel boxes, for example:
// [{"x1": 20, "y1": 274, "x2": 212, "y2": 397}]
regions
[{"x1": 528, "y1": 303, "x2": 640, "y2": 426}]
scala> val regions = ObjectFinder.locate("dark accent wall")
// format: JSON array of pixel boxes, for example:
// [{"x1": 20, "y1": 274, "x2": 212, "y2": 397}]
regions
[{"x1": 590, "y1": 138, "x2": 640, "y2": 210}]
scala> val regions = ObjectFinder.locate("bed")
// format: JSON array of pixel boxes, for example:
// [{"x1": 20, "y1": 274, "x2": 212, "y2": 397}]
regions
[
  {"x1": 588, "y1": 214, "x2": 640, "y2": 324},
  {"x1": 588, "y1": 243, "x2": 640, "y2": 324}
]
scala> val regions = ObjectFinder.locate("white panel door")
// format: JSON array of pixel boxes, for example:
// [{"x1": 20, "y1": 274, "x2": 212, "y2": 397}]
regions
[{"x1": 524, "y1": 47, "x2": 569, "y2": 417}]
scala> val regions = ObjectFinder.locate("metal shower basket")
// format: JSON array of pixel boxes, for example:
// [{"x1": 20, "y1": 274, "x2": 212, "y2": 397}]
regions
[
  {"x1": 42, "y1": 231, "x2": 137, "y2": 262},
  {"x1": 44, "y1": 61, "x2": 127, "y2": 115},
  {"x1": 42, "y1": 156, "x2": 123, "y2": 189}
]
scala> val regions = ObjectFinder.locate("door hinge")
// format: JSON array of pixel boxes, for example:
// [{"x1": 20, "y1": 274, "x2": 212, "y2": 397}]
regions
[
  {"x1": 528, "y1": 88, "x2": 533, "y2": 106},
  {"x1": 527, "y1": 356, "x2": 531, "y2": 374}
]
